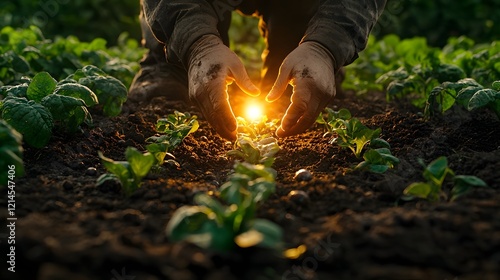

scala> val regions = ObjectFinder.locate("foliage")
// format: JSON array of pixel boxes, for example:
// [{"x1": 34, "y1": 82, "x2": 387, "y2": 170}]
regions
[
  {"x1": 376, "y1": 0, "x2": 500, "y2": 46},
  {"x1": 0, "y1": 67, "x2": 125, "y2": 148},
  {"x1": 227, "y1": 116, "x2": 280, "y2": 167},
  {"x1": 403, "y1": 156, "x2": 488, "y2": 202},
  {"x1": 0, "y1": 0, "x2": 141, "y2": 44},
  {"x1": 167, "y1": 162, "x2": 281, "y2": 251},
  {"x1": 428, "y1": 79, "x2": 500, "y2": 118},
  {"x1": 0, "y1": 120, "x2": 24, "y2": 186},
  {"x1": 0, "y1": 26, "x2": 144, "y2": 88},
  {"x1": 146, "y1": 111, "x2": 199, "y2": 165},
  {"x1": 97, "y1": 147, "x2": 155, "y2": 196},
  {"x1": 317, "y1": 108, "x2": 398, "y2": 173},
  {"x1": 344, "y1": 35, "x2": 500, "y2": 118},
  {"x1": 167, "y1": 114, "x2": 283, "y2": 251}
]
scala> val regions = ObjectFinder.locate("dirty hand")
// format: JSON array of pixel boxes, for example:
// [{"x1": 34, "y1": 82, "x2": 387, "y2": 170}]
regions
[
  {"x1": 266, "y1": 41, "x2": 336, "y2": 138},
  {"x1": 187, "y1": 35, "x2": 260, "y2": 140}
]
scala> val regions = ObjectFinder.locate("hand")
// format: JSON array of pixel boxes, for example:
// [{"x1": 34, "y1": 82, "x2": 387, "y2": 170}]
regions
[
  {"x1": 187, "y1": 35, "x2": 260, "y2": 140},
  {"x1": 266, "y1": 41, "x2": 336, "y2": 137}
]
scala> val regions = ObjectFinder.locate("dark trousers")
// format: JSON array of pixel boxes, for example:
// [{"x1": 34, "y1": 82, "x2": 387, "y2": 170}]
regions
[{"x1": 140, "y1": 0, "x2": 321, "y2": 93}]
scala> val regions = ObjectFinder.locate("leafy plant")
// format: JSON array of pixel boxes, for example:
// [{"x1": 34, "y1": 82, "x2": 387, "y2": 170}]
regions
[
  {"x1": 317, "y1": 108, "x2": 390, "y2": 158},
  {"x1": 62, "y1": 65, "x2": 127, "y2": 116},
  {"x1": 227, "y1": 116, "x2": 280, "y2": 167},
  {"x1": 428, "y1": 79, "x2": 500, "y2": 118},
  {"x1": 403, "y1": 156, "x2": 488, "y2": 202},
  {"x1": 0, "y1": 26, "x2": 144, "y2": 88},
  {"x1": 167, "y1": 162, "x2": 282, "y2": 251},
  {"x1": 317, "y1": 108, "x2": 398, "y2": 173},
  {"x1": 97, "y1": 147, "x2": 155, "y2": 196},
  {"x1": 146, "y1": 111, "x2": 199, "y2": 165},
  {"x1": 0, "y1": 120, "x2": 24, "y2": 186},
  {"x1": 0, "y1": 70, "x2": 100, "y2": 147},
  {"x1": 355, "y1": 148, "x2": 400, "y2": 173}
]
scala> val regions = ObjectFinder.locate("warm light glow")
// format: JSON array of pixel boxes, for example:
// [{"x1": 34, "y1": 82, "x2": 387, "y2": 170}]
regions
[{"x1": 245, "y1": 103, "x2": 263, "y2": 122}]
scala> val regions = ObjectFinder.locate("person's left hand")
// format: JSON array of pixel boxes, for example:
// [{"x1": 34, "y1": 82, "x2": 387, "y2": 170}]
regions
[{"x1": 266, "y1": 41, "x2": 337, "y2": 137}]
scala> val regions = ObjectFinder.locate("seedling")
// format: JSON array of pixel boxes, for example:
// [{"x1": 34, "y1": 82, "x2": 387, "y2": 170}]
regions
[
  {"x1": 227, "y1": 116, "x2": 280, "y2": 167},
  {"x1": 146, "y1": 111, "x2": 199, "y2": 165},
  {"x1": 97, "y1": 147, "x2": 155, "y2": 196},
  {"x1": 317, "y1": 108, "x2": 391, "y2": 158},
  {"x1": 355, "y1": 148, "x2": 400, "y2": 173},
  {"x1": 166, "y1": 164, "x2": 282, "y2": 251},
  {"x1": 403, "y1": 156, "x2": 488, "y2": 202}
]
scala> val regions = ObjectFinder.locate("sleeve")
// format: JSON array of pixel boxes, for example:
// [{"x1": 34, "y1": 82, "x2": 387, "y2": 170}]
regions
[
  {"x1": 142, "y1": 0, "x2": 221, "y2": 66},
  {"x1": 301, "y1": 0, "x2": 387, "y2": 69}
]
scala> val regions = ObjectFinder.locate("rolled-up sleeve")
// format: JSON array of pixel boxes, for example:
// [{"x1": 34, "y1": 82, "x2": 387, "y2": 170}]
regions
[
  {"x1": 142, "y1": 0, "x2": 220, "y2": 66},
  {"x1": 302, "y1": 0, "x2": 386, "y2": 69}
]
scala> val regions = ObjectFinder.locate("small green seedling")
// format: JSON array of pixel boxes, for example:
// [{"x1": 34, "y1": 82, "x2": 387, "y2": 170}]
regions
[
  {"x1": 146, "y1": 111, "x2": 199, "y2": 165},
  {"x1": 166, "y1": 161, "x2": 282, "y2": 252},
  {"x1": 0, "y1": 120, "x2": 25, "y2": 186},
  {"x1": 355, "y1": 148, "x2": 400, "y2": 173},
  {"x1": 317, "y1": 108, "x2": 390, "y2": 158},
  {"x1": 403, "y1": 156, "x2": 488, "y2": 202},
  {"x1": 97, "y1": 147, "x2": 155, "y2": 196},
  {"x1": 227, "y1": 116, "x2": 280, "y2": 167}
]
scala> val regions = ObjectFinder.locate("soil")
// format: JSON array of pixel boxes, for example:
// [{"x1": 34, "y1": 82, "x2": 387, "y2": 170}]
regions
[{"x1": 1, "y1": 88, "x2": 500, "y2": 280}]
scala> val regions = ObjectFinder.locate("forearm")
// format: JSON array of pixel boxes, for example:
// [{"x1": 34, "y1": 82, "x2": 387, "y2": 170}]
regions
[
  {"x1": 142, "y1": 0, "x2": 221, "y2": 66},
  {"x1": 302, "y1": 0, "x2": 386, "y2": 69}
]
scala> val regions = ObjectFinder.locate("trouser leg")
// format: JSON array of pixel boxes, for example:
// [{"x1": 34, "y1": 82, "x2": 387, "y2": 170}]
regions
[{"x1": 129, "y1": 1, "x2": 231, "y2": 103}]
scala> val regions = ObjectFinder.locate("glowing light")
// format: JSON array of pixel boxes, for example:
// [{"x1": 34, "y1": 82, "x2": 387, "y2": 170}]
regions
[{"x1": 245, "y1": 103, "x2": 263, "y2": 122}]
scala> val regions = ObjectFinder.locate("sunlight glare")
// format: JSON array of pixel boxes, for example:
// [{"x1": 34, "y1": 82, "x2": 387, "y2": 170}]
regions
[{"x1": 245, "y1": 103, "x2": 263, "y2": 122}]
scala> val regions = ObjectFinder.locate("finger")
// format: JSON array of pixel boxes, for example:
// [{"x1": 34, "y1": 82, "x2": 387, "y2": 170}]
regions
[
  {"x1": 193, "y1": 80, "x2": 237, "y2": 141},
  {"x1": 266, "y1": 62, "x2": 292, "y2": 102},
  {"x1": 228, "y1": 57, "x2": 260, "y2": 97},
  {"x1": 276, "y1": 83, "x2": 325, "y2": 138}
]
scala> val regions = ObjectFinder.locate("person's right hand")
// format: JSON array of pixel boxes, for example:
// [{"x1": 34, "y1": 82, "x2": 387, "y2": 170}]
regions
[{"x1": 187, "y1": 35, "x2": 260, "y2": 141}]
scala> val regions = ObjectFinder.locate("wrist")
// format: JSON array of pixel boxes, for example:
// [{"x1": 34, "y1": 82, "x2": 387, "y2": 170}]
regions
[{"x1": 186, "y1": 34, "x2": 223, "y2": 69}]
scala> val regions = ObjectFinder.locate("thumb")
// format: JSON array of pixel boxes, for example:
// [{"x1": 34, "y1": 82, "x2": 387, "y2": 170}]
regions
[
  {"x1": 266, "y1": 64, "x2": 291, "y2": 102},
  {"x1": 229, "y1": 60, "x2": 260, "y2": 97}
]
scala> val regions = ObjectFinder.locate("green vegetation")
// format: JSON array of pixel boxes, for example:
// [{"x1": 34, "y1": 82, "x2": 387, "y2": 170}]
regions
[
  {"x1": 403, "y1": 156, "x2": 488, "y2": 202},
  {"x1": 0, "y1": 67, "x2": 127, "y2": 148},
  {"x1": 167, "y1": 116, "x2": 283, "y2": 251},
  {"x1": 146, "y1": 111, "x2": 199, "y2": 166},
  {"x1": 344, "y1": 35, "x2": 500, "y2": 118},
  {"x1": 0, "y1": 26, "x2": 144, "y2": 88},
  {"x1": 98, "y1": 111, "x2": 199, "y2": 195},
  {"x1": 97, "y1": 147, "x2": 156, "y2": 196},
  {"x1": 316, "y1": 108, "x2": 398, "y2": 173},
  {"x1": 0, "y1": 120, "x2": 24, "y2": 186}
]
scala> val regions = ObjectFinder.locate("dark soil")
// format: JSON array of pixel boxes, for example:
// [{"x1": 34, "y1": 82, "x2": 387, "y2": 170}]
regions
[{"x1": 1, "y1": 89, "x2": 500, "y2": 280}]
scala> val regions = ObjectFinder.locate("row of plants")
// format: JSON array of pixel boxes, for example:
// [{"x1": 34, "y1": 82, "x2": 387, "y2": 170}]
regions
[
  {"x1": 315, "y1": 108, "x2": 489, "y2": 202},
  {"x1": 0, "y1": 26, "x2": 142, "y2": 186},
  {"x1": 0, "y1": 25, "x2": 144, "y2": 88},
  {"x1": 344, "y1": 35, "x2": 500, "y2": 119},
  {"x1": 166, "y1": 116, "x2": 283, "y2": 251},
  {"x1": 97, "y1": 111, "x2": 199, "y2": 196}
]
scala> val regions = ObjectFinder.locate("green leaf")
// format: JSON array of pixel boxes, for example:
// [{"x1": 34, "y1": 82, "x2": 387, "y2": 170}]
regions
[
  {"x1": 79, "y1": 75, "x2": 127, "y2": 116},
  {"x1": 40, "y1": 94, "x2": 86, "y2": 120},
  {"x1": 423, "y1": 156, "x2": 453, "y2": 185},
  {"x1": 27, "y1": 72, "x2": 57, "y2": 102},
  {"x1": 1, "y1": 83, "x2": 29, "y2": 98},
  {"x1": 403, "y1": 182, "x2": 434, "y2": 200},
  {"x1": 53, "y1": 83, "x2": 98, "y2": 106},
  {"x1": 1, "y1": 96, "x2": 53, "y2": 148},
  {"x1": 456, "y1": 86, "x2": 483, "y2": 107},
  {"x1": 166, "y1": 205, "x2": 212, "y2": 242},
  {"x1": 468, "y1": 89, "x2": 498, "y2": 111},
  {"x1": 0, "y1": 120, "x2": 25, "y2": 186},
  {"x1": 370, "y1": 138, "x2": 391, "y2": 149},
  {"x1": 247, "y1": 219, "x2": 283, "y2": 249},
  {"x1": 454, "y1": 175, "x2": 488, "y2": 188},
  {"x1": 492, "y1": 81, "x2": 500, "y2": 91},
  {"x1": 125, "y1": 147, "x2": 155, "y2": 179}
]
